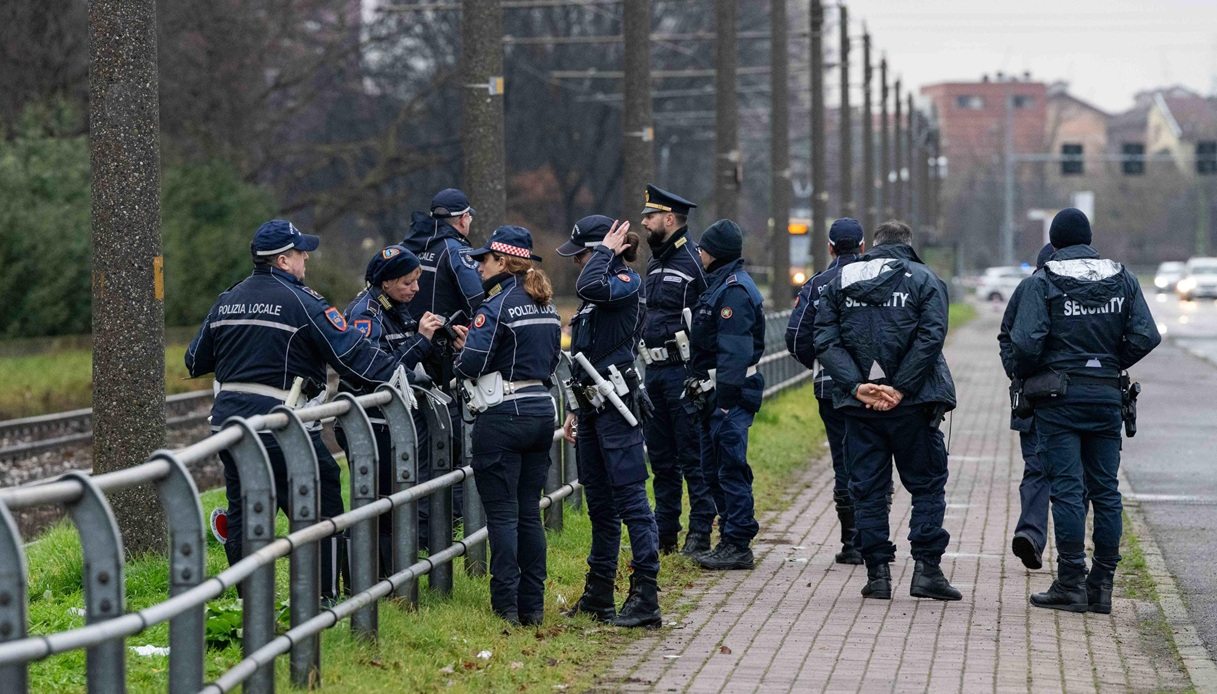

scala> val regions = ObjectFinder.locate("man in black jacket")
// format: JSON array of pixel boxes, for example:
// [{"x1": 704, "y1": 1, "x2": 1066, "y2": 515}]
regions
[
  {"x1": 1010, "y1": 208, "x2": 1161, "y2": 613},
  {"x1": 814, "y1": 220, "x2": 961, "y2": 601}
]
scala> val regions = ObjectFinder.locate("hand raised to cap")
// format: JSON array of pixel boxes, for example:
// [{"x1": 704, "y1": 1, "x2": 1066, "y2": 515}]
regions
[{"x1": 602, "y1": 219, "x2": 630, "y2": 256}]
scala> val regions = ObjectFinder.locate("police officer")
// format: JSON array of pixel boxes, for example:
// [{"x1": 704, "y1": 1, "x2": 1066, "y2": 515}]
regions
[
  {"x1": 684, "y1": 219, "x2": 765, "y2": 570},
  {"x1": 186, "y1": 220, "x2": 425, "y2": 601},
  {"x1": 340, "y1": 244, "x2": 448, "y2": 574},
  {"x1": 557, "y1": 215, "x2": 661, "y2": 629},
  {"x1": 454, "y1": 226, "x2": 562, "y2": 626},
  {"x1": 997, "y1": 243, "x2": 1056, "y2": 571},
  {"x1": 638, "y1": 184, "x2": 716, "y2": 557},
  {"x1": 1010, "y1": 208, "x2": 1161, "y2": 613},
  {"x1": 786, "y1": 218, "x2": 866, "y2": 565},
  {"x1": 814, "y1": 220, "x2": 961, "y2": 601}
]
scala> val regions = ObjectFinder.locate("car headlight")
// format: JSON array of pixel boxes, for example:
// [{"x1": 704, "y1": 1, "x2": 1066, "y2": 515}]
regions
[
  {"x1": 1178, "y1": 277, "x2": 1197, "y2": 292},
  {"x1": 1155, "y1": 277, "x2": 1169, "y2": 288}
]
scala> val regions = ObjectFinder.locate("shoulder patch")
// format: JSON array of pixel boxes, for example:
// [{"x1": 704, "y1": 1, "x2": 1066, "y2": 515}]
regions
[
  {"x1": 301, "y1": 286, "x2": 326, "y2": 301},
  {"x1": 474, "y1": 313, "x2": 487, "y2": 328},
  {"x1": 457, "y1": 248, "x2": 477, "y2": 269},
  {"x1": 617, "y1": 273, "x2": 632, "y2": 283},
  {"x1": 324, "y1": 307, "x2": 348, "y2": 331},
  {"x1": 720, "y1": 306, "x2": 734, "y2": 319},
  {"x1": 726, "y1": 273, "x2": 739, "y2": 285},
  {"x1": 353, "y1": 318, "x2": 372, "y2": 337}
]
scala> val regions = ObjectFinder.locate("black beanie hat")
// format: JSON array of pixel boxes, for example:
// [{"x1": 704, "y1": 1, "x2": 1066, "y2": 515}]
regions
[
  {"x1": 699, "y1": 219, "x2": 743, "y2": 260},
  {"x1": 1035, "y1": 243, "x2": 1055, "y2": 269},
  {"x1": 1049, "y1": 208, "x2": 1092, "y2": 249}
]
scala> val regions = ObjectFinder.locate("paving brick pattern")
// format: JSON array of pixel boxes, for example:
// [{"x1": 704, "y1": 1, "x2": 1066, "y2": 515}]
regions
[{"x1": 608, "y1": 311, "x2": 1193, "y2": 693}]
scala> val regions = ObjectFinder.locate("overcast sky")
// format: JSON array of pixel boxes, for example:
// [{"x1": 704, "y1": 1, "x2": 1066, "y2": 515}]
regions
[{"x1": 842, "y1": 0, "x2": 1217, "y2": 113}]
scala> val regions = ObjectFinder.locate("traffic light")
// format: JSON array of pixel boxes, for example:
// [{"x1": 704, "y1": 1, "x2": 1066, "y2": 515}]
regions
[{"x1": 1061, "y1": 143, "x2": 1083, "y2": 176}]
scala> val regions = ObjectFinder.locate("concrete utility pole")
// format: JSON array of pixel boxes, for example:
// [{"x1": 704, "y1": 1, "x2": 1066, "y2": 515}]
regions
[
  {"x1": 461, "y1": 0, "x2": 506, "y2": 234},
  {"x1": 714, "y1": 0, "x2": 739, "y2": 220},
  {"x1": 838, "y1": 4, "x2": 852, "y2": 218},
  {"x1": 879, "y1": 57, "x2": 891, "y2": 223},
  {"x1": 861, "y1": 29, "x2": 874, "y2": 233},
  {"x1": 907, "y1": 93, "x2": 917, "y2": 230},
  {"x1": 810, "y1": 0, "x2": 828, "y2": 268},
  {"x1": 770, "y1": 0, "x2": 791, "y2": 299},
  {"x1": 893, "y1": 78, "x2": 903, "y2": 219},
  {"x1": 90, "y1": 0, "x2": 166, "y2": 555},
  {"x1": 1002, "y1": 86, "x2": 1016, "y2": 265},
  {"x1": 622, "y1": 0, "x2": 653, "y2": 216}
]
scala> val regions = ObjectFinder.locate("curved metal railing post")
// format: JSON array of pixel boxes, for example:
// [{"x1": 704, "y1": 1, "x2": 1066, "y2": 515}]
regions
[
  {"x1": 60, "y1": 472, "x2": 126, "y2": 693},
  {"x1": 147, "y1": 451, "x2": 205, "y2": 694},
  {"x1": 461, "y1": 402, "x2": 485, "y2": 577},
  {"x1": 376, "y1": 385, "x2": 419, "y2": 605},
  {"x1": 544, "y1": 384, "x2": 564, "y2": 532},
  {"x1": 221, "y1": 417, "x2": 277, "y2": 694},
  {"x1": 334, "y1": 393, "x2": 378, "y2": 640},
  {"x1": 0, "y1": 500, "x2": 28, "y2": 693},
  {"x1": 420, "y1": 390, "x2": 453, "y2": 596},
  {"x1": 266, "y1": 406, "x2": 321, "y2": 687}
]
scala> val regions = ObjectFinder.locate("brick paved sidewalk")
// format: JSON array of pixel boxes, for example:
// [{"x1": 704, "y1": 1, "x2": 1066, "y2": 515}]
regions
[{"x1": 606, "y1": 310, "x2": 1197, "y2": 693}]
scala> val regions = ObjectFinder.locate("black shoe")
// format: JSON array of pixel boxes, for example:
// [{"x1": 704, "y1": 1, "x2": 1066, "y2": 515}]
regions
[
  {"x1": 861, "y1": 563, "x2": 891, "y2": 599},
  {"x1": 833, "y1": 502, "x2": 864, "y2": 565},
  {"x1": 497, "y1": 610, "x2": 522, "y2": 627},
  {"x1": 1011, "y1": 533, "x2": 1043, "y2": 570},
  {"x1": 563, "y1": 572, "x2": 617, "y2": 622},
  {"x1": 612, "y1": 574, "x2": 662, "y2": 629},
  {"x1": 681, "y1": 532, "x2": 712, "y2": 558},
  {"x1": 520, "y1": 611, "x2": 544, "y2": 626},
  {"x1": 835, "y1": 546, "x2": 864, "y2": 565},
  {"x1": 1086, "y1": 569, "x2": 1114, "y2": 614},
  {"x1": 696, "y1": 542, "x2": 754, "y2": 570},
  {"x1": 659, "y1": 535, "x2": 678, "y2": 555},
  {"x1": 910, "y1": 560, "x2": 962, "y2": 601},
  {"x1": 1030, "y1": 580, "x2": 1088, "y2": 613}
]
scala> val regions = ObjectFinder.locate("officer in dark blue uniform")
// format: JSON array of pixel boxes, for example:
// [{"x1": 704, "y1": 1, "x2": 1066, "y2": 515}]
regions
[
  {"x1": 341, "y1": 244, "x2": 446, "y2": 575},
  {"x1": 454, "y1": 226, "x2": 562, "y2": 626},
  {"x1": 637, "y1": 184, "x2": 716, "y2": 557},
  {"x1": 186, "y1": 220, "x2": 426, "y2": 600},
  {"x1": 685, "y1": 219, "x2": 765, "y2": 571},
  {"x1": 1010, "y1": 209, "x2": 1161, "y2": 613},
  {"x1": 786, "y1": 218, "x2": 865, "y2": 565},
  {"x1": 814, "y1": 220, "x2": 962, "y2": 602},
  {"x1": 997, "y1": 243, "x2": 1056, "y2": 571},
  {"x1": 557, "y1": 215, "x2": 661, "y2": 629}
]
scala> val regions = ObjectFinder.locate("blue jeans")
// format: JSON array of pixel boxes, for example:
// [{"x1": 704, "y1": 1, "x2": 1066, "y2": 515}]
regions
[
  {"x1": 846, "y1": 409, "x2": 951, "y2": 566},
  {"x1": 700, "y1": 406, "x2": 759, "y2": 546},
  {"x1": 644, "y1": 365, "x2": 716, "y2": 538},
  {"x1": 576, "y1": 408, "x2": 660, "y2": 578},
  {"x1": 1036, "y1": 403, "x2": 1123, "y2": 575},
  {"x1": 471, "y1": 414, "x2": 553, "y2": 619}
]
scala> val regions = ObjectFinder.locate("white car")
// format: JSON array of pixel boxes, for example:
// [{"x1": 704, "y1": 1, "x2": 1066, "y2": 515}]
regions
[
  {"x1": 1153, "y1": 261, "x2": 1186, "y2": 293},
  {"x1": 1177, "y1": 258, "x2": 1217, "y2": 300},
  {"x1": 975, "y1": 266, "x2": 1032, "y2": 302}
]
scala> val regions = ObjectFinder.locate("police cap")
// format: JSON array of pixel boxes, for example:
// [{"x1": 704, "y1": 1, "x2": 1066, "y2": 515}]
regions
[
  {"x1": 430, "y1": 188, "x2": 476, "y2": 219},
  {"x1": 640, "y1": 184, "x2": 696, "y2": 217},
  {"x1": 365, "y1": 244, "x2": 421, "y2": 285},
  {"x1": 251, "y1": 219, "x2": 320, "y2": 256},
  {"x1": 556, "y1": 215, "x2": 614, "y2": 257},
  {"x1": 828, "y1": 218, "x2": 864, "y2": 249},
  {"x1": 469, "y1": 225, "x2": 543, "y2": 262}
]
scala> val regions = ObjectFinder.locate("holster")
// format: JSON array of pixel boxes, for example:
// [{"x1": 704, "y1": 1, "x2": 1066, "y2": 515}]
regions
[
  {"x1": 1120, "y1": 372, "x2": 1140, "y2": 437},
  {"x1": 1010, "y1": 378, "x2": 1034, "y2": 418}
]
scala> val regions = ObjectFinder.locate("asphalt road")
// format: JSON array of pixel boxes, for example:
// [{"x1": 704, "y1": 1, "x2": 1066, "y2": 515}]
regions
[{"x1": 1122, "y1": 290, "x2": 1217, "y2": 659}]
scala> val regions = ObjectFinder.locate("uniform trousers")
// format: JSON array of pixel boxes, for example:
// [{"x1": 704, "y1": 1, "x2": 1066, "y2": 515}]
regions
[
  {"x1": 643, "y1": 364, "x2": 716, "y2": 539},
  {"x1": 699, "y1": 406, "x2": 759, "y2": 546}
]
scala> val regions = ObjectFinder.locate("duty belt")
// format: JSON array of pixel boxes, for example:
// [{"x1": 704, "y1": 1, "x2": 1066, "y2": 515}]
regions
[
  {"x1": 1068, "y1": 373, "x2": 1120, "y2": 388},
  {"x1": 503, "y1": 378, "x2": 544, "y2": 394},
  {"x1": 218, "y1": 382, "x2": 292, "y2": 400}
]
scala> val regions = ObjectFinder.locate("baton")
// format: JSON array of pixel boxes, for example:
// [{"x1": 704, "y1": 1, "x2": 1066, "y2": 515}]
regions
[{"x1": 572, "y1": 351, "x2": 639, "y2": 427}]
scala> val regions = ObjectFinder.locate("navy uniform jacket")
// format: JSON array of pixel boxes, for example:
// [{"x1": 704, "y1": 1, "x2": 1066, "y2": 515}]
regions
[
  {"x1": 814, "y1": 243, "x2": 956, "y2": 413},
  {"x1": 785, "y1": 252, "x2": 862, "y2": 398},
  {"x1": 401, "y1": 211, "x2": 485, "y2": 319},
  {"x1": 454, "y1": 274, "x2": 562, "y2": 417},
  {"x1": 570, "y1": 245, "x2": 644, "y2": 376},
  {"x1": 342, "y1": 286, "x2": 433, "y2": 393},
  {"x1": 186, "y1": 266, "x2": 417, "y2": 423},
  {"x1": 1010, "y1": 244, "x2": 1161, "y2": 404},
  {"x1": 998, "y1": 276, "x2": 1036, "y2": 432},
  {"x1": 642, "y1": 227, "x2": 706, "y2": 351},
  {"x1": 690, "y1": 259, "x2": 766, "y2": 413}
]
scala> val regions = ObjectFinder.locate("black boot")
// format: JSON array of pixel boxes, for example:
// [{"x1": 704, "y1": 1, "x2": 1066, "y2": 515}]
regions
[
  {"x1": 659, "y1": 534, "x2": 678, "y2": 555},
  {"x1": 612, "y1": 574, "x2": 662, "y2": 629},
  {"x1": 1011, "y1": 532, "x2": 1043, "y2": 570},
  {"x1": 834, "y1": 502, "x2": 863, "y2": 565},
  {"x1": 1086, "y1": 567, "x2": 1114, "y2": 614},
  {"x1": 910, "y1": 560, "x2": 962, "y2": 601},
  {"x1": 861, "y1": 563, "x2": 891, "y2": 599},
  {"x1": 563, "y1": 572, "x2": 617, "y2": 622},
  {"x1": 697, "y1": 542, "x2": 755, "y2": 570},
  {"x1": 681, "y1": 532, "x2": 712, "y2": 558},
  {"x1": 1030, "y1": 564, "x2": 1088, "y2": 613}
]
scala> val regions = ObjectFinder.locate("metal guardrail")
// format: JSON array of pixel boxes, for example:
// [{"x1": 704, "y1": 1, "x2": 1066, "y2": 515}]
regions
[{"x1": 0, "y1": 309, "x2": 811, "y2": 694}]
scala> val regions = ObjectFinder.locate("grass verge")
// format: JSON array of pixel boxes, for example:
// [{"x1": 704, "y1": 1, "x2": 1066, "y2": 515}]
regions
[
  {"x1": 948, "y1": 301, "x2": 978, "y2": 330},
  {"x1": 23, "y1": 381, "x2": 825, "y2": 692},
  {"x1": 0, "y1": 344, "x2": 209, "y2": 419}
]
